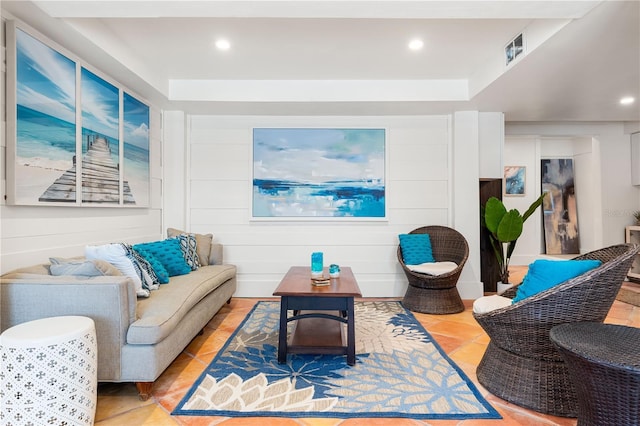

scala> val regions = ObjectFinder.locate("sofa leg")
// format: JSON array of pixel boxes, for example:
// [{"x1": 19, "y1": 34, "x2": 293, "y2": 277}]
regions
[
  {"x1": 135, "y1": 382, "x2": 153, "y2": 401},
  {"x1": 227, "y1": 297, "x2": 232, "y2": 304}
]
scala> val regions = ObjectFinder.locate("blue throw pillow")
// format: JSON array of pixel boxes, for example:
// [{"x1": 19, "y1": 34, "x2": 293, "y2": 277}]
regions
[
  {"x1": 399, "y1": 233, "x2": 435, "y2": 265},
  {"x1": 512, "y1": 259, "x2": 602, "y2": 303},
  {"x1": 133, "y1": 239, "x2": 191, "y2": 277},
  {"x1": 132, "y1": 246, "x2": 170, "y2": 284}
]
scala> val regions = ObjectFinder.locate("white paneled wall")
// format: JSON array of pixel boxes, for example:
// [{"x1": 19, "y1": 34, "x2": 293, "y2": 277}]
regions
[{"x1": 186, "y1": 115, "x2": 454, "y2": 298}]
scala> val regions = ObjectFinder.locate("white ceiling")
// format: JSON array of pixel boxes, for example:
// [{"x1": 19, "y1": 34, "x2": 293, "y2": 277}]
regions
[{"x1": 3, "y1": 0, "x2": 639, "y2": 121}]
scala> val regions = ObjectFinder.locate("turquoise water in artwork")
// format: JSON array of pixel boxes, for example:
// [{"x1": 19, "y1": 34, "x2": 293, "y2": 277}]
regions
[
  {"x1": 253, "y1": 179, "x2": 385, "y2": 217},
  {"x1": 18, "y1": 104, "x2": 149, "y2": 171},
  {"x1": 17, "y1": 104, "x2": 76, "y2": 167}
]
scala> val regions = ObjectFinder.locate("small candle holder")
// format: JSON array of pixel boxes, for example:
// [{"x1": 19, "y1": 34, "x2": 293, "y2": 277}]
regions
[
  {"x1": 329, "y1": 264, "x2": 340, "y2": 278},
  {"x1": 311, "y1": 252, "x2": 323, "y2": 278}
]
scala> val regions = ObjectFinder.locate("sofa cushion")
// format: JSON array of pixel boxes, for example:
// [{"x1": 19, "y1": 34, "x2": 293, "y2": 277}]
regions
[
  {"x1": 132, "y1": 239, "x2": 191, "y2": 277},
  {"x1": 167, "y1": 228, "x2": 214, "y2": 266},
  {"x1": 127, "y1": 264, "x2": 236, "y2": 345}
]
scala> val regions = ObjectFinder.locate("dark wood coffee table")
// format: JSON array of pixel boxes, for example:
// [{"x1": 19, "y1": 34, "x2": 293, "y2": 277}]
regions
[{"x1": 273, "y1": 266, "x2": 362, "y2": 365}]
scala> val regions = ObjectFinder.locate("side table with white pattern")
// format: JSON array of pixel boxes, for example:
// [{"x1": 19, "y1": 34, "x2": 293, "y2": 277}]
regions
[{"x1": 0, "y1": 316, "x2": 98, "y2": 426}]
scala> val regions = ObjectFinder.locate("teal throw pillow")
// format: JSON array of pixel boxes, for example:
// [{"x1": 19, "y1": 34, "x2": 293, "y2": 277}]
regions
[
  {"x1": 399, "y1": 233, "x2": 435, "y2": 265},
  {"x1": 133, "y1": 239, "x2": 191, "y2": 277},
  {"x1": 132, "y1": 246, "x2": 170, "y2": 284},
  {"x1": 512, "y1": 259, "x2": 602, "y2": 303}
]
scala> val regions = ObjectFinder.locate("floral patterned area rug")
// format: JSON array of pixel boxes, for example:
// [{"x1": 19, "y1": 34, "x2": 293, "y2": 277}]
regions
[{"x1": 172, "y1": 301, "x2": 500, "y2": 420}]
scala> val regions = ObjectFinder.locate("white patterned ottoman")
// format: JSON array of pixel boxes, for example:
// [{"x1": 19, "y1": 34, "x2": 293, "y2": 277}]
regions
[{"x1": 0, "y1": 316, "x2": 97, "y2": 425}]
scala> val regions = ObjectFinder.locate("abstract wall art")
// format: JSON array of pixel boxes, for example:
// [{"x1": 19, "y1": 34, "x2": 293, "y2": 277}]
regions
[
  {"x1": 541, "y1": 158, "x2": 580, "y2": 254},
  {"x1": 252, "y1": 128, "x2": 386, "y2": 219},
  {"x1": 504, "y1": 166, "x2": 526, "y2": 196}
]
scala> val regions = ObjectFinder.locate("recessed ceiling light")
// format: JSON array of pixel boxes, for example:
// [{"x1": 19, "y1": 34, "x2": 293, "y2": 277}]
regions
[
  {"x1": 215, "y1": 39, "x2": 231, "y2": 50},
  {"x1": 620, "y1": 96, "x2": 636, "y2": 105},
  {"x1": 408, "y1": 39, "x2": 424, "y2": 51}
]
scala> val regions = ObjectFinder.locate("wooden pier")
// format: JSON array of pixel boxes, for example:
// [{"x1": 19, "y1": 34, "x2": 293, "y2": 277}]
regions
[{"x1": 39, "y1": 136, "x2": 135, "y2": 204}]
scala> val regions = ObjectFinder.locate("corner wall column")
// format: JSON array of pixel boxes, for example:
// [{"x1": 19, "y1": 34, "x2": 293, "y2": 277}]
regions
[
  {"x1": 452, "y1": 111, "x2": 483, "y2": 299},
  {"x1": 162, "y1": 111, "x2": 188, "y2": 231}
]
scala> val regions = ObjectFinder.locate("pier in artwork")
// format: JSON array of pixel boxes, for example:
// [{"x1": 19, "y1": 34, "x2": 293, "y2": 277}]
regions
[{"x1": 39, "y1": 135, "x2": 135, "y2": 204}]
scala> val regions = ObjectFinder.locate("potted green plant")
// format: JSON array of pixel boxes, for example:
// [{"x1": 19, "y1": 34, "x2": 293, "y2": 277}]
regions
[{"x1": 483, "y1": 192, "x2": 547, "y2": 287}]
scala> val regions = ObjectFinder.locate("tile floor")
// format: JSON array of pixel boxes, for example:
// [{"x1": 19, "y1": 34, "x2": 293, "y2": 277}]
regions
[{"x1": 95, "y1": 282, "x2": 640, "y2": 425}]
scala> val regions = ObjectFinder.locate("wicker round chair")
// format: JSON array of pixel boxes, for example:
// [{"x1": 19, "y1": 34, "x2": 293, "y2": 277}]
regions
[
  {"x1": 398, "y1": 226, "x2": 469, "y2": 314},
  {"x1": 473, "y1": 243, "x2": 640, "y2": 417}
]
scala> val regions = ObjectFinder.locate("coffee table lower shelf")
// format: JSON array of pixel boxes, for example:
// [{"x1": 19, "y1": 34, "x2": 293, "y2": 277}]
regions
[
  {"x1": 286, "y1": 311, "x2": 347, "y2": 356},
  {"x1": 277, "y1": 299, "x2": 357, "y2": 366}
]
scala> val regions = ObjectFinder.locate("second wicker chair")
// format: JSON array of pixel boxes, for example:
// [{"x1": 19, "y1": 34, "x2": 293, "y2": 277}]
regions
[
  {"x1": 473, "y1": 243, "x2": 640, "y2": 417},
  {"x1": 398, "y1": 225, "x2": 469, "y2": 314}
]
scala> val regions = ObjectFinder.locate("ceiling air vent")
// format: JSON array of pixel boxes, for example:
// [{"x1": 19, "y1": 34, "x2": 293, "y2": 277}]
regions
[{"x1": 505, "y1": 33, "x2": 524, "y2": 66}]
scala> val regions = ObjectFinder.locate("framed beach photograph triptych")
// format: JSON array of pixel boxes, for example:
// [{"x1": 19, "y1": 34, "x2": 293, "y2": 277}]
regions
[{"x1": 5, "y1": 21, "x2": 150, "y2": 207}]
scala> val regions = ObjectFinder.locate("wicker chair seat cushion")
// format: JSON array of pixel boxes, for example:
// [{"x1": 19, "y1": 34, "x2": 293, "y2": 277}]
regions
[
  {"x1": 406, "y1": 261, "x2": 458, "y2": 276},
  {"x1": 472, "y1": 295, "x2": 512, "y2": 314},
  {"x1": 512, "y1": 259, "x2": 602, "y2": 303},
  {"x1": 398, "y1": 234, "x2": 435, "y2": 265}
]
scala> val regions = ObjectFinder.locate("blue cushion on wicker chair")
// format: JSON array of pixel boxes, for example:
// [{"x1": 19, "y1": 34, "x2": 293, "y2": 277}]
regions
[
  {"x1": 512, "y1": 259, "x2": 602, "y2": 303},
  {"x1": 398, "y1": 233, "x2": 435, "y2": 265}
]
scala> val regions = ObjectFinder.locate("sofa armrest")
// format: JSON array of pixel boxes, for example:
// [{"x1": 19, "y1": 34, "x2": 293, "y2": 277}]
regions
[
  {"x1": 0, "y1": 274, "x2": 137, "y2": 381},
  {"x1": 209, "y1": 243, "x2": 223, "y2": 265}
]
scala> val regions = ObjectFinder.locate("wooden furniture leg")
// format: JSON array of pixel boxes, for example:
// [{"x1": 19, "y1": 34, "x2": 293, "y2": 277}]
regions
[{"x1": 135, "y1": 382, "x2": 153, "y2": 401}]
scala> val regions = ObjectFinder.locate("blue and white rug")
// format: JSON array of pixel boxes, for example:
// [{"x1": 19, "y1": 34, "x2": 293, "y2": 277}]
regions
[{"x1": 172, "y1": 301, "x2": 500, "y2": 420}]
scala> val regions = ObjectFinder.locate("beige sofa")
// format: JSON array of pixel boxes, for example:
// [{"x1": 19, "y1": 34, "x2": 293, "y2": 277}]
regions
[{"x1": 0, "y1": 243, "x2": 236, "y2": 400}]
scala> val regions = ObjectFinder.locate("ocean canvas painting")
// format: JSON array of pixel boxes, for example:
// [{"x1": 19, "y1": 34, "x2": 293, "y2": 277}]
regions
[
  {"x1": 8, "y1": 23, "x2": 152, "y2": 208},
  {"x1": 81, "y1": 67, "x2": 121, "y2": 204},
  {"x1": 123, "y1": 92, "x2": 150, "y2": 207},
  {"x1": 14, "y1": 27, "x2": 77, "y2": 204},
  {"x1": 253, "y1": 128, "x2": 386, "y2": 218}
]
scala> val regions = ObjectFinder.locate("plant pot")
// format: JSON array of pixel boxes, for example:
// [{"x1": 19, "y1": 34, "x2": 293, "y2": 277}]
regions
[{"x1": 497, "y1": 281, "x2": 513, "y2": 295}]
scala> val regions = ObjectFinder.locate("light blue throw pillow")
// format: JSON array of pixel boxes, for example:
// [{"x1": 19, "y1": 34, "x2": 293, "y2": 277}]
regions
[
  {"x1": 512, "y1": 259, "x2": 602, "y2": 303},
  {"x1": 399, "y1": 233, "x2": 435, "y2": 265},
  {"x1": 133, "y1": 239, "x2": 191, "y2": 277}
]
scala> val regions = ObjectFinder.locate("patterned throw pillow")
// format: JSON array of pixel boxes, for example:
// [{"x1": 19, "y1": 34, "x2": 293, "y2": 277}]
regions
[
  {"x1": 123, "y1": 244, "x2": 161, "y2": 289},
  {"x1": 167, "y1": 228, "x2": 213, "y2": 267},
  {"x1": 398, "y1": 233, "x2": 435, "y2": 265},
  {"x1": 172, "y1": 234, "x2": 200, "y2": 271},
  {"x1": 133, "y1": 239, "x2": 191, "y2": 277}
]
